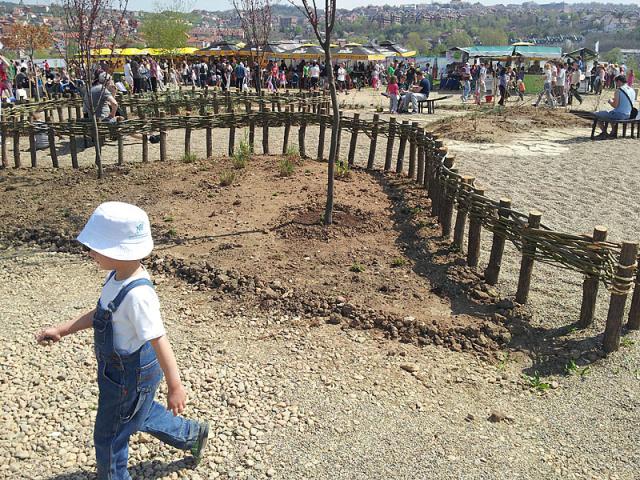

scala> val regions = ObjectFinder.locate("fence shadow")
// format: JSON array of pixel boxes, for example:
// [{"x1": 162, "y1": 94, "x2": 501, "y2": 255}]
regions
[
  {"x1": 375, "y1": 170, "x2": 607, "y2": 375},
  {"x1": 375, "y1": 172, "x2": 495, "y2": 319}
]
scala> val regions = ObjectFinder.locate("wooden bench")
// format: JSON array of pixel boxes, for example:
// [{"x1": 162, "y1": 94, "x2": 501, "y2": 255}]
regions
[
  {"x1": 417, "y1": 96, "x2": 450, "y2": 114},
  {"x1": 590, "y1": 117, "x2": 640, "y2": 139}
]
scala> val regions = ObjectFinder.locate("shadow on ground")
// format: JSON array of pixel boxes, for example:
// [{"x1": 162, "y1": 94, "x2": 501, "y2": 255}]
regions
[{"x1": 374, "y1": 169, "x2": 608, "y2": 377}]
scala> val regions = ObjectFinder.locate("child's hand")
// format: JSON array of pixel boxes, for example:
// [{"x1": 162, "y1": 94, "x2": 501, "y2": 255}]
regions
[
  {"x1": 167, "y1": 384, "x2": 186, "y2": 416},
  {"x1": 36, "y1": 327, "x2": 61, "y2": 346}
]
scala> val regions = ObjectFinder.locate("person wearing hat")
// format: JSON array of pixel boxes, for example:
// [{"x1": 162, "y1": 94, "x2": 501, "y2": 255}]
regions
[
  {"x1": 37, "y1": 202, "x2": 209, "y2": 479},
  {"x1": 594, "y1": 74, "x2": 638, "y2": 138}
]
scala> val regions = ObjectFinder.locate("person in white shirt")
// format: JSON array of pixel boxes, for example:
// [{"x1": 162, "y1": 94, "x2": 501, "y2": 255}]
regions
[
  {"x1": 310, "y1": 62, "x2": 320, "y2": 90},
  {"x1": 123, "y1": 60, "x2": 133, "y2": 89},
  {"x1": 337, "y1": 63, "x2": 347, "y2": 93}
]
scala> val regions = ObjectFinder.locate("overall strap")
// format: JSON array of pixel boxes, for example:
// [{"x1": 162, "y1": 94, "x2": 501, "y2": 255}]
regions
[
  {"x1": 106, "y1": 278, "x2": 154, "y2": 313},
  {"x1": 104, "y1": 270, "x2": 117, "y2": 285}
]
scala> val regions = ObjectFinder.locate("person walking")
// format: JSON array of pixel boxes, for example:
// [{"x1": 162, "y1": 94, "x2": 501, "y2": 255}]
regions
[{"x1": 37, "y1": 202, "x2": 209, "y2": 479}]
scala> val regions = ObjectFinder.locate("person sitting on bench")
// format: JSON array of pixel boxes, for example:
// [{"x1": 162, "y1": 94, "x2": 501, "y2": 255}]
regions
[
  {"x1": 594, "y1": 74, "x2": 637, "y2": 138},
  {"x1": 398, "y1": 70, "x2": 430, "y2": 113}
]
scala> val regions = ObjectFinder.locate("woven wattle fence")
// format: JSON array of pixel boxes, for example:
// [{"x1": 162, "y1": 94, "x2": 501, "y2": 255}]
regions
[{"x1": 1, "y1": 91, "x2": 638, "y2": 353}]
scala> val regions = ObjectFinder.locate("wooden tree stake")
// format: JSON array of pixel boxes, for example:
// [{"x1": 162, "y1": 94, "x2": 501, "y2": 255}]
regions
[
  {"x1": 366, "y1": 113, "x2": 379, "y2": 170},
  {"x1": 466, "y1": 185, "x2": 485, "y2": 268}
]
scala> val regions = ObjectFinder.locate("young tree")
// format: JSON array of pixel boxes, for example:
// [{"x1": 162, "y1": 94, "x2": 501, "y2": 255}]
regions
[
  {"x1": 140, "y1": 0, "x2": 193, "y2": 54},
  {"x1": 290, "y1": 0, "x2": 338, "y2": 225},
  {"x1": 232, "y1": 0, "x2": 273, "y2": 94},
  {"x1": 61, "y1": 0, "x2": 129, "y2": 178},
  {"x1": 2, "y1": 24, "x2": 54, "y2": 100}
]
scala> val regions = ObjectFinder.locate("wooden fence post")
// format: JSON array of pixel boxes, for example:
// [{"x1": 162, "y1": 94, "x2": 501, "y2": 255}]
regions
[
  {"x1": 440, "y1": 158, "x2": 456, "y2": 239},
  {"x1": 298, "y1": 104, "x2": 307, "y2": 158},
  {"x1": 347, "y1": 113, "x2": 359, "y2": 167},
  {"x1": 12, "y1": 121, "x2": 21, "y2": 168},
  {"x1": 48, "y1": 125, "x2": 58, "y2": 168},
  {"x1": 384, "y1": 117, "x2": 396, "y2": 171},
  {"x1": 408, "y1": 121, "x2": 418, "y2": 179},
  {"x1": 159, "y1": 113, "x2": 167, "y2": 162},
  {"x1": 604, "y1": 242, "x2": 638, "y2": 352},
  {"x1": 416, "y1": 127, "x2": 425, "y2": 185},
  {"x1": 115, "y1": 132, "x2": 123, "y2": 165},
  {"x1": 484, "y1": 198, "x2": 512, "y2": 285},
  {"x1": 466, "y1": 185, "x2": 485, "y2": 268},
  {"x1": 29, "y1": 127, "x2": 37, "y2": 168},
  {"x1": 515, "y1": 210, "x2": 543, "y2": 304},
  {"x1": 246, "y1": 95, "x2": 254, "y2": 154},
  {"x1": 627, "y1": 259, "x2": 640, "y2": 330},
  {"x1": 366, "y1": 114, "x2": 379, "y2": 170},
  {"x1": 69, "y1": 132, "x2": 79, "y2": 169},
  {"x1": 578, "y1": 226, "x2": 608, "y2": 328},
  {"x1": 283, "y1": 105, "x2": 291, "y2": 154},
  {"x1": 1, "y1": 121, "x2": 8, "y2": 168},
  {"x1": 141, "y1": 114, "x2": 149, "y2": 163},
  {"x1": 317, "y1": 105, "x2": 326, "y2": 161},
  {"x1": 395, "y1": 120, "x2": 409, "y2": 174},
  {"x1": 262, "y1": 103, "x2": 270, "y2": 155},
  {"x1": 184, "y1": 115, "x2": 191, "y2": 156},
  {"x1": 453, "y1": 176, "x2": 475, "y2": 250},
  {"x1": 228, "y1": 95, "x2": 235, "y2": 157}
]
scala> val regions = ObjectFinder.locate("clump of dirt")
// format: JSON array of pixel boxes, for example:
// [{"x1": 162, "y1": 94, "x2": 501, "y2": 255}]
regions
[{"x1": 430, "y1": 106, "x2": 590, "y2": 143}]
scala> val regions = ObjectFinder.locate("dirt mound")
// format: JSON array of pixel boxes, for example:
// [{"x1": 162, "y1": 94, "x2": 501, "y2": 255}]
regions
[
  {"x1": 0, "y1": 156, "x2": 517, "y2": 356},
  {"x1": 431, "y1": 106, "x2": 590, "y2": 143},
  {"x1": 276, "y1": 202, "x2": 380, "y2": 240}
]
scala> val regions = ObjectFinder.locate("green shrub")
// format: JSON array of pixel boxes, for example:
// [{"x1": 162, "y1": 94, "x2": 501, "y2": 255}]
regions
[
  {"x1": 350, "y1": 262, "x2": 365, "y2": 273},
  {"x1": 285, "y1": 145, "x2": 301, "y2": 161},
  {"x1": 219, "y1": 170, "x2": 236, "y2": 186},
  {"x1": 279, "y1": 158, "x2": 295, "y2": 177},
  {"x1": 335, "y1": 161, "x2": 350, "y2": 179},
  {"x1": 182, "y1": 152, "x2": 197, "y2": 163},
  {"x1": 391, "y1": 257, "x2": 407, "y2": 267},
  {"x1": 232, "y1": 139, "x2": 251, "y2": 169}
]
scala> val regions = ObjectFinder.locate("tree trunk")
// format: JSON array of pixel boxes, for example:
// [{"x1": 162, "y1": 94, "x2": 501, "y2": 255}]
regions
[
  {"x1": 30, "y1": 55, "x2": 41, "y2": 102},
  {"x1": 324, "y1": 49, "x2": 339, "y2": 226},
  {"x1": 91, "y1": 114, "x2": 103, "y2": 178}
]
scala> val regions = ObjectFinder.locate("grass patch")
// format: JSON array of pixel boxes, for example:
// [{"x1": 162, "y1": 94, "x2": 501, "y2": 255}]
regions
[
  {"x1": 279, "y1": 158, "x2": 295, "y2": 177},
  {"x1": 167, "y1": 228, "x2": 177, "y2": 237},
  {"x1": 621, "y1": 338, "x2": 636, "y2": 348},
  {"x1": 285, "y1": 145, "x2": 301, "y2": 162},
  {"x1": 219, "y1": 170, "x2": 236, "y2": 186},
  {"x1": 163, "y1": 216, "x2": 174, "y2": 223},
  {"x1": 182, "y1": 152, "x2": 197, "y2": 163},
  {"x1": 350, "y1": 262, "x2": 365, "y2": 273},
  {"x1": 232, "y1": 139, "x2": 251, "y2": 169},
  {"x1": 523, "y1": 371, "x2": 551, "y2": 392},
  {"x1": 391, "y1": 257, "x2": 407, "y2": 268},
  {"x1": 335, "y1": 161, "x2": 351, "y2": 179}
]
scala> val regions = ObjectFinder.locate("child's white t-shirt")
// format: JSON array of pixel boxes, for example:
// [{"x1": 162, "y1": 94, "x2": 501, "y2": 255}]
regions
[{"x1": 99, "y1": 269, "x2": 166, "y2": 355}]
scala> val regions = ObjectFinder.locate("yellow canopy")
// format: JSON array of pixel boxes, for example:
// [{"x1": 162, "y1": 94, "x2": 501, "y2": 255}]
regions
[
  {"x1": 175, "y1": 47, "x2": 198, "y2": 55},
  {"x1": 91, "y1": 48, "x2": 112, "y2": 56},
  {"x1": 119, "y1": 47, "x2": 144, "y2": 56}
]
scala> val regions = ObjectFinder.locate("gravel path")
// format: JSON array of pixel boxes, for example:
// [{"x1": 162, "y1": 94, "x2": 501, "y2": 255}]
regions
[
  {"x1": 448, "y1": 127, "x2": 640, "y2": 331},
  {"x1": 1, "y1": 249, "x2": 639, "y2": 479}
]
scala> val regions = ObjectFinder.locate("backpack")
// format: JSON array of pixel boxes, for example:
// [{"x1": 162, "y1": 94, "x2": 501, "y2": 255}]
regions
[{"x1": 620, "y1": 87, "x2": 638, "y2": 119}]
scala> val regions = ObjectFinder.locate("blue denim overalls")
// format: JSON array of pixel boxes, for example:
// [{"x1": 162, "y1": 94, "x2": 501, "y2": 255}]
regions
[{"x1": 93, "y1": 271, "x2": 199, "y2": 480}]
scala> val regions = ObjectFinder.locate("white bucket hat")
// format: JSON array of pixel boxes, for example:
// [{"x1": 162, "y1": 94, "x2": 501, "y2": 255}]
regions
[{"x1": 77, "y1": 202, "x2": 154, "y2": 261}]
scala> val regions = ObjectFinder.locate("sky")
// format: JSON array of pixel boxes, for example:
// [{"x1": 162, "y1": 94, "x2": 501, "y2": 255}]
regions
[{"x1": 18, "y1": 0, "x2": 640, "y2": 11}]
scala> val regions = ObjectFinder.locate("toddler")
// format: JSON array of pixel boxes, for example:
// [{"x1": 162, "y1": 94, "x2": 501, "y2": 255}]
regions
[
  {"x1": 387, "y1": 75, "x2": 399, "y2": 114},
  {"x1": 37, "y1": 202, "x2": 208, "y2": 479}
]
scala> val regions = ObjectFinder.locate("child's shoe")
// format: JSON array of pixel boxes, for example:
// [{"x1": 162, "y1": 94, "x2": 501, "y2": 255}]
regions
[{"x1": 191, "y1": 421, "x2": 209, "y2": 466}]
